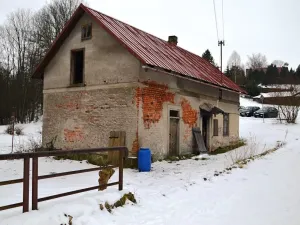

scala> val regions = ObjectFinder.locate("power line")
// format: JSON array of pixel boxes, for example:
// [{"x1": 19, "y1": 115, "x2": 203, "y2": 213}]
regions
[
  {"x1": 213, "y1": 0, "x2": 219, "y2": 41},
  {"x1": 222, "y1": 0, "x2": 225, "y2": 40}
]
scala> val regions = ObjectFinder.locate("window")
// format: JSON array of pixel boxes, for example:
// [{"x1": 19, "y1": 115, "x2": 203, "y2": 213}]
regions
[
  {"x1": 223, "y1": 113, "x2": 229, "y2": 136},
  {"x1": 213, "y1": 119, "x2": 218, "y2": 136},
  {"x1": 219, "y1": 89, "x2": 223, "y2": 100},
  {"x1": 81, "y1": 23, "x2": 92, "y2": 40},
  {"x1": 170, "y1": 110, "x2": 179, "y2": 118},
  {"x1": 71, "y1": 49, "x2": 84, "y2": 85}
]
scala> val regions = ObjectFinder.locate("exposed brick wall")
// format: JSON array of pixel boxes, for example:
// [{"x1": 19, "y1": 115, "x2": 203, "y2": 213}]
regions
[
  {"x1": 131, "y1": 132, "x2": 139, "y2": 153},
  {"x1": 135, "y1": 81, "x2": 175, "y2": 129},
  {"x1": 43, "y1": 87, "x2": 138, "y2": 153},
  {"x1": 64, "y1": 127, "x2": 84, "y2": 142},
  {"x1": 180, "y1": 98, "x2": 198, "y2": 127}
]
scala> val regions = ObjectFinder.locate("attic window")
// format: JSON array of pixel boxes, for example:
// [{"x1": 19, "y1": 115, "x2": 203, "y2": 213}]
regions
[
  {"x1": 81, "y1": 23, "x2": 92, "y2": 40},
  {"x1": 71, "y1": 49, "x2": 84, "y2": 85}
]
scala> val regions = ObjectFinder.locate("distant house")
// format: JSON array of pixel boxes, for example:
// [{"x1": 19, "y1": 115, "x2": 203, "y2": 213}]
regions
[
  {"x1": 33, "y1": 4, "x2": 244, "y2": 160},
  {"x1": 246, "y1": 67, "x2": 283, "y2": 77}
]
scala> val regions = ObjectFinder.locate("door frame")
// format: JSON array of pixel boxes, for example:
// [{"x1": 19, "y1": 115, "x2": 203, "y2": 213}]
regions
[
  {"x1": 200, "y1": 112, "x2": 211, "y2": 150},
  {"x1": 167, "y1": 106, "x2": 181, "y2": 156}
]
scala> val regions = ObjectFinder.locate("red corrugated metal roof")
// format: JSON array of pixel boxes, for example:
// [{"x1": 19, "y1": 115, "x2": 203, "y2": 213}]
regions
[{"x1": 33, "y1": 4, "x2": 244, "y2": 93}]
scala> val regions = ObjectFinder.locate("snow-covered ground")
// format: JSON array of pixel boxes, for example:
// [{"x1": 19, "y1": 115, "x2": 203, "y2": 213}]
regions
[{"x1": 0, "y1": 98, "x2": 300, "y2": 225}]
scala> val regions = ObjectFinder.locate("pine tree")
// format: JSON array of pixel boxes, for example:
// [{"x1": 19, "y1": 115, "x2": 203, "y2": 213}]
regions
[
  {"x1": 265, "y1": 65, "x2": 279, "y2": 84},
  {"x1": 296, "y1": 65, "x2": 300, "y2": 78},
  {"x1": 202, "y1": 49, "x2": 216, "y2": 66},
  {"x1": 224, "y1": 66, "x2": 230, "y2": 77}
]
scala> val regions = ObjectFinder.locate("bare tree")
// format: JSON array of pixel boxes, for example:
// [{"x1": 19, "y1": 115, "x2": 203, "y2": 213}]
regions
[
  {"x1": 227, "y1": 51, "x2": 242, "y2": 69},
  {"x1": 0, "y1": 0, "x2": 84, "y2": 124},
  {"x1": 271, "y1": 84, "x2": 300, "y2": 124},
  {"x1": 272, "y1": 60, "x2": 288, "y2": 68},
  {"x1": 33, "y1": 0, "x2": 84, "y2": 57},
  {"x1": 246, "y1": 53, "x2": 268, "y2": 70}
]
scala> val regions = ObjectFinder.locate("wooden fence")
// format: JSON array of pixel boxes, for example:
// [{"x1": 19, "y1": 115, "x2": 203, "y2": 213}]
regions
[{"x1": 0, "y1": 147, "x2": 128, "y2": 213}]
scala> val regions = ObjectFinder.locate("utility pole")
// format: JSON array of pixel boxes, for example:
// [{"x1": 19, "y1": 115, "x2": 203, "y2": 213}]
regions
[
  {"x1": 218, "y1": 40, "x2": 225, "y2": 84},
  {"x1": 234, "y1": 64, "x2": 237, "y2": 83}
]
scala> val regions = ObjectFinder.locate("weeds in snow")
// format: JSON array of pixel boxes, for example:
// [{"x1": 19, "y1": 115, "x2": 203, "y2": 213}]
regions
[
  {"x1": 99, "y1": 192, "x2": 137, "y2": 213},
  {"x1": 226, "y1": 134, "x2": 261, "y2": 165},
  {"x1": 15, "y1": 133, "x2": 42, "y2": 153}
]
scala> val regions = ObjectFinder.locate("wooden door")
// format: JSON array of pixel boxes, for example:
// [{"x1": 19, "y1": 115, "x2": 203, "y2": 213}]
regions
[
  {"x1": 169, "y1": 118, "x2": 179, "y2": 156},
  {"x1": 108, "y1": 131, "x2": 126, "y2": 166},
  {"x1": 202, "y1": 116, "x2": 209, "y2": 148}
]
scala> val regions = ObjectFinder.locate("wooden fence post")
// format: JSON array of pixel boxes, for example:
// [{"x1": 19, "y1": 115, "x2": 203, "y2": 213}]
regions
[
  {"x1": 118, "y1": 149, "x2": 123, "y2": 191},
  {"x1": 32, "y1": 157, "x2": 38, "y2": 210},
  {"x1": 23, "y1": 158, "x2": 30, "y2": 213}
]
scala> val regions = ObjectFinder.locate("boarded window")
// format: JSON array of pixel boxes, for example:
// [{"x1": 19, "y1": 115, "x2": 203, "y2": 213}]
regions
[
  {"x1": 213, "y1": 119, "x2": 218, "y2": 136},
  {"x1": 71, "y1": 49, "x2": 84, "y2": 84},
  {"x1": 81, "y1": 23, "x2": 92, "y2": 40},
  {"x1": 223, "y1": 113, "x2": 229, "y2": 136}
]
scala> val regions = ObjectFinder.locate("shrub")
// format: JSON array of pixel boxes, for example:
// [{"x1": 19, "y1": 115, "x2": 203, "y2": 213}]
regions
[
  {"x1": 5, "y1": 124, "x2": 14, "y2": 135},
  {"x1": 5, "y1": 124, "x2": 23, "y2": 136},
  {"x1": 15, "y1": 126, "x2": 23, "y2": 136}
]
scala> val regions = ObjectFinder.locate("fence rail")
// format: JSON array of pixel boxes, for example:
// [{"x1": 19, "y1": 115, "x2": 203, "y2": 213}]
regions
[{"x1": 0, "y1": 146, "x2": 128, "y2": 213}]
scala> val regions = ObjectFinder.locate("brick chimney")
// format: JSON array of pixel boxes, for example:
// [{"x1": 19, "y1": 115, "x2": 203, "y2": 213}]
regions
[{"x1": 168, "y1": 35, "x2": 178, "y2": 45}]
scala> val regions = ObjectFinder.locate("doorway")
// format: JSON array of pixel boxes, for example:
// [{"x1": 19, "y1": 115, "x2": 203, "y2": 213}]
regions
[
  {"x1": 169, "y1": 110, "x2": 179, "y2": 156},
  {"x1": 202, "y1": 115, "x2": 210, "y2": 149}
]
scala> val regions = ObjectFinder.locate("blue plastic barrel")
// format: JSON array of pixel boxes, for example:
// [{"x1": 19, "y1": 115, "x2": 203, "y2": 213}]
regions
[{"x1": 138, "y1": 148, "x2": 151, "y2": 172}]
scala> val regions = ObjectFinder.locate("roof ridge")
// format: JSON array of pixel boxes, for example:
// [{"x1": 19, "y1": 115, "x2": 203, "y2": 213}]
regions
[
  {"x1": 83, "y1": 5, "x2": 223, "y2": 75},
  {"x1": 83, "y1": 4, "x2": 170, "y2": 45},
  {"x1": 33, "y1": 3, "x2": 245, "y2": 93}
]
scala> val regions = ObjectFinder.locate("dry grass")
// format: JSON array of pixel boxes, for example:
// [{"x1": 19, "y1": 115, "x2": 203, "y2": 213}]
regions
[
  {"x1": 15, "y1": 134, "x2": 42, "y2": 153},
  {"x1": 226, "y1": 135, "x2": 260, "y2": 165},
  {"x1": 210, "y1": 139, "x2": 246, "y2": 155}
]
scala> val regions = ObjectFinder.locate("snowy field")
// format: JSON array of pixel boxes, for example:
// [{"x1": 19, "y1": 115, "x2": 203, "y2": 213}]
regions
[{"x1": 0, "y1": 98, "x2": 300, "y2": 225}]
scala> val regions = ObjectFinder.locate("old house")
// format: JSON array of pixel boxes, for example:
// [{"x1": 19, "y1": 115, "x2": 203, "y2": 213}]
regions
[{"x1": 33, "y1": 4, "x2": 245, "y2": 160}]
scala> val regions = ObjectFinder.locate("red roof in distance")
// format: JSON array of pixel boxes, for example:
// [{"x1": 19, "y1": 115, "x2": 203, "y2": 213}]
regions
[{"x1": 33, "y1": 4, "x2": 245, "y2": 94}]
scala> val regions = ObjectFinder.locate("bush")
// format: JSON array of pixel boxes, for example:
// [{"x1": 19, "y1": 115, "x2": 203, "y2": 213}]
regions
[
  {"x1": 5, "y1": 124, "x2": 14, "y2": 135},
  {"x1": 15, "y1": 126, "x2": 23, "y2": 136},
  {"x1": 5, "y1": 124, "x2": 23, "y2": 135}
]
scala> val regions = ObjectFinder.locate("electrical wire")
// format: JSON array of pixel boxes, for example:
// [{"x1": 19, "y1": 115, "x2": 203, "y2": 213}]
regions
[
  {"x1": 213, "y1": 0, "x2": 219, "y2": 41},
  {"x1": 222, "y1": 0, "x2": 225, "y2": 40}
]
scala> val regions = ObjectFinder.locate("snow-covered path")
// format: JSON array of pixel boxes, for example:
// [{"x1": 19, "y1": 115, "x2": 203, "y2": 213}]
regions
[{"x1": 0, "y1": 98, "x2": 300, "y2": 224}]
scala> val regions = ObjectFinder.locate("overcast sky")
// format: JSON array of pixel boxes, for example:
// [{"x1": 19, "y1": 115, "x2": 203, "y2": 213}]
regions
[{"x1": 0, "y1": 0, "x2": 299, "y2": 69}]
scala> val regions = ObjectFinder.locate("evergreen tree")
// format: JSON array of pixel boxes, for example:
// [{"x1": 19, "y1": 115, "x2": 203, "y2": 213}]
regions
[
  {"x1": 265, "y1": 64, "x2": 279, "y2": 84},
  {"x1": 296, "y1": 65, "x2": 300, "y2": 78},
  {"x1": 248, "y1": 69, "x2": 265, "y2": 85},
  {"x1": 224, "y1": 66, "x2": 230, "y2": 77},
  {"x1": 225, "y1": 66, "x2": 246, "y2": 86},
  {"x1": 202, "y1": 49, "x2": 216, "y2": 66}
]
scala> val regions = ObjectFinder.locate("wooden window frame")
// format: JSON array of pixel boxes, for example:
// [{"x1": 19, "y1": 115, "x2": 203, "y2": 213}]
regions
[
  {"x1": 223, "y1": 113, "x2": 229, "y2": 136},
  {"x1": 81, "y1": 23, "x2": 92, "y2": 41},
  {"x1": 70, "y1": 48, "x2": 85, "y2": 86},
  {"x1": 213, "y1": 119, "x2": 218, "y2": 136}
]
